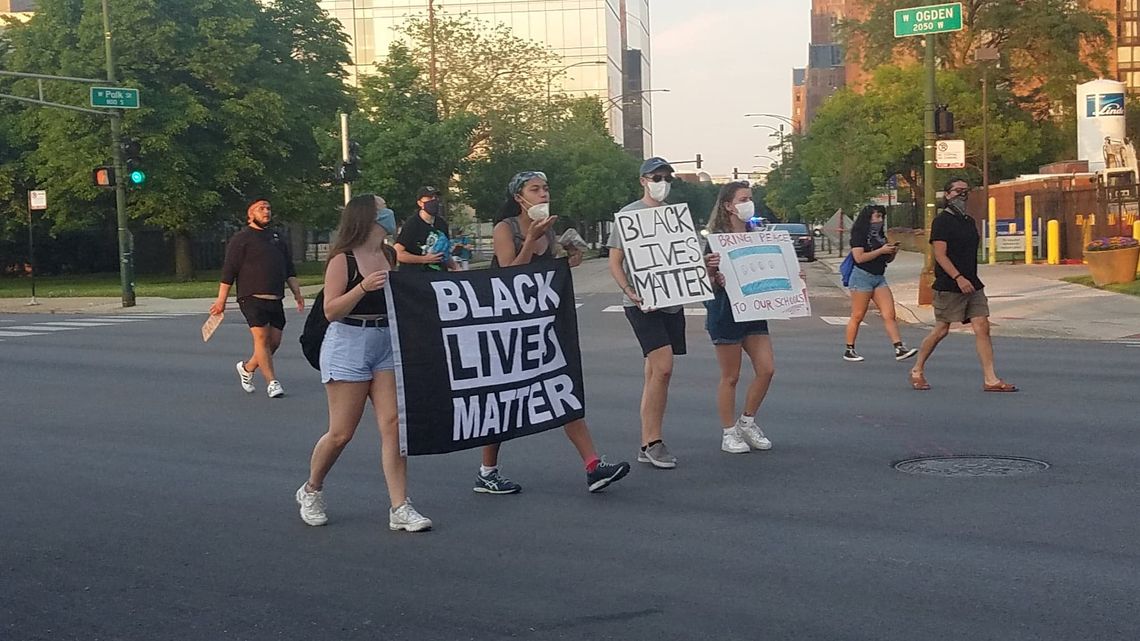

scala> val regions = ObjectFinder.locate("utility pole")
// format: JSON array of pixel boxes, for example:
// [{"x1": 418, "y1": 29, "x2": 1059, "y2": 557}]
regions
[
  {"x1": 340, "y1": 113, "x2": 351, "y2": 205},
  {"x1": 103, "y1": 0, "x2": 134, "y2": 307},
  {"x1": 428, "y1": 0, "x2": 438, "y2": 94}
]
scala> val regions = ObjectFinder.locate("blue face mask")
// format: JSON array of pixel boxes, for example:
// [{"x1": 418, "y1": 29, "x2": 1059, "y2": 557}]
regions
[{"x1": 376, "y1": 208, "x2": 396, "y2": 235}]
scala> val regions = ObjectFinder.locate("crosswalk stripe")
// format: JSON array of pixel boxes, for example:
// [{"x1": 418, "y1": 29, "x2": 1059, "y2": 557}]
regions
[
  {"x1": 820, "y1": 316, "x2": 866, "y2": 326},
  {"x1": 0, "y1": 330, "x2": 45, "y2": 337},
  {"x1": 601, "y1": 305, "x2": 707, "y2": 316},
  {"x1": 35, "y1": 321, "x2": 121, "y2": 328},
  {"x1": 3, "y1": 325, "x2": 79, "y2": 332}
]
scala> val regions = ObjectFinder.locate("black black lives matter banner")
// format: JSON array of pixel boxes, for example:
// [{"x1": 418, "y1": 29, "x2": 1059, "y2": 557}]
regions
[{"x1": 384, "y1": 260, "x2": 585, "y2": 456}]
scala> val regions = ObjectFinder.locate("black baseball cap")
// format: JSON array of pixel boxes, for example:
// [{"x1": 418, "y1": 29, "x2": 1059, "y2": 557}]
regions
[{"x1": 417, "y1": 186, "x2": 440, "y2": 199}]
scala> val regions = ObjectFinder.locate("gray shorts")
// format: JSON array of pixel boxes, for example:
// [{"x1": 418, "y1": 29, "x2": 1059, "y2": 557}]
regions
[
  {"x1": 933, "y1": 290, "x2": 990, "y2": 324},
  {"x1": 319, "y1": 321, "x2": 394, "y2": 383}
]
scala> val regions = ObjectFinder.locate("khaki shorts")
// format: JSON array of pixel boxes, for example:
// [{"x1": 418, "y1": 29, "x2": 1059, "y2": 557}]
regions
[{"x1": 933, "y1": 290, "x2": 990, "y2": 324}]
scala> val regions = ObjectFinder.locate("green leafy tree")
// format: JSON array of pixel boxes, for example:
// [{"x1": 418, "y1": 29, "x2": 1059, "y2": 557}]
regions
[
  {"x1": 350, "y1": 42, "x2": 476, "y2": 222},
  {"x1": 842, "y1": 0, "x2": 1111, "y2": 117},
  {"x1": 3, "y1": 0, "x2": 351, "y2": 278}
]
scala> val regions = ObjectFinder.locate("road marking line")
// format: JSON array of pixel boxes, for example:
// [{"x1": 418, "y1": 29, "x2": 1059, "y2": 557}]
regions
[
  {"x1": 35, "y1": 321, "x2": 121, "y2": 327},
  {"x1": 820, "y1": 316, "x2": 866, "y2": 326},
  {"x1": 602, "y1": 305, "x2": 706, "y2": 316},
  {"x1": 0, "y1": 330, "x2": 46, "y2": 337},
  {"x1": 4, "y1": 325, "x2": 79, "y2": 332}
]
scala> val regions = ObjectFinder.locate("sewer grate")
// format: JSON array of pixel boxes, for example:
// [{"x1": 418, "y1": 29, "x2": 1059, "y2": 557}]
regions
[{"x1": 894, "y1": 455, "x2": 1049, "y2": 477}]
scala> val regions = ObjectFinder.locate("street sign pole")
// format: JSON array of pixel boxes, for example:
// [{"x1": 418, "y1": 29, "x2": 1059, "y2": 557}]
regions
[
  {"x1": 103, "y1": 0, "x2": 135, "y2": 307},
  {"x1": 920, "y1": 34, "x2": 937, "y2": 306},
  {"x1": 26, "y1": 191, "x2": 46, "y2": 306},
  {"x1": 894, "y1": 3, "x2": 962, "y2": 306}
]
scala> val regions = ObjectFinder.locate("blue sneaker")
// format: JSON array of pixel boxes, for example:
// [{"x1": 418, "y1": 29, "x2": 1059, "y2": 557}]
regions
[
  {"x1": 587, "y1": 457, "x2": 631, "y2": 493},
  {"x1": 474, "y1": 469, "x2": 522, "y2": 494}
]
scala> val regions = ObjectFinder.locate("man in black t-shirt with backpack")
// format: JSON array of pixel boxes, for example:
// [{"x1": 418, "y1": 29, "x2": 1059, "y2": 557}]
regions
[
  {"x1": 908, "y1": 178, "x2": 1017, "y2": 393},
  {"x1": 210, "y1": 198, "x2": 305, "y2": 398},
  {"x1": 394, "y1": 186, "x2": 459, "y2": 272}
]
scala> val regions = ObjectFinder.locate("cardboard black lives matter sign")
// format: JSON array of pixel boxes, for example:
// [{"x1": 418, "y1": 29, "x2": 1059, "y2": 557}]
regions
[
  {"x1": 385, "y1": 260, "x2": 585, "y2": 456},
  {"x1": 612, "y1": 203, "x2": 714, "y2": 309}
]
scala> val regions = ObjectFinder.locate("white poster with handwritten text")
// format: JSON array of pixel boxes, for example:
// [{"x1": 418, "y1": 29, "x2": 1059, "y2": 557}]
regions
[
  {"x1": 612, "y1": 203, "x2": 713, "y2": 309},
  {"x1": 707, "y1": 231, "x2": 810, "y2": 321}
]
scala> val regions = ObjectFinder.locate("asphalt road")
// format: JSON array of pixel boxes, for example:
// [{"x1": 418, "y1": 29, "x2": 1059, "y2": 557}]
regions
[{"x1": 3, "y1": 265, "x2": 1138, "y2": 640}]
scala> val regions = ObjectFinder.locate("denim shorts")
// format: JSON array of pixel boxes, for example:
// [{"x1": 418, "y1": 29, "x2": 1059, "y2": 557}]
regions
[
  {"x1": 704, "y1": 291, "x2": 769, "y2": 345},
  {"x1": 848, "y1": 266, "x2": 888, "y2": 292},
  {"x1": 319, "y1": 321, "x2": 394, "y2": 383}
]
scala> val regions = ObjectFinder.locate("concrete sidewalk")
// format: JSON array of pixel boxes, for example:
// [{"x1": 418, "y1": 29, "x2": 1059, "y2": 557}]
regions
[
  {"x1": 0, "y1": 284, "x2": 325, "y2": 316},
  {"x1": 817, "y1": 250, "x2": 1140, "y2": 341}
]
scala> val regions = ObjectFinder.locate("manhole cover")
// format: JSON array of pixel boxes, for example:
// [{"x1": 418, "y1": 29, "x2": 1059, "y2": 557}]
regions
[{"x1": 894, "y1": 456, "x2": 1049, "y2": 477}]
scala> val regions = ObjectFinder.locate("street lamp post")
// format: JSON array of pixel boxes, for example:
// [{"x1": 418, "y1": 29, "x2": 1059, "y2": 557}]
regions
[
  {"x1": 545, "y1": 60, "x2": 608, "y2": 106},
  {"x1": 603, "y1": 88, "x2": 670, "y2": 109},
  {"x1": 976, "y1": 46, "x2": 1000, "y2": 264}
]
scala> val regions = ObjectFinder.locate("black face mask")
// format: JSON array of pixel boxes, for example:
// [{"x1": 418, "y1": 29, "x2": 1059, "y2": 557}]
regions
[{"x1": 422, "y1": 199, "x2": 441, "y2": 216}]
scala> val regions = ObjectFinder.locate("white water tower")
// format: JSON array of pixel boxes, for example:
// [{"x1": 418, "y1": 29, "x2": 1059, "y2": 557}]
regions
[{"x1": 1077, "y1": 79, "x2": 1126, "y2": 172}]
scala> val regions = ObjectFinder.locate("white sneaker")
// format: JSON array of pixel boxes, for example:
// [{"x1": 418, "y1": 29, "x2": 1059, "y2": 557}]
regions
[
  {"x1": 295, "y1": 483, "x2": 327, "y2": 526},
  {"x1": 737, "y1": 419, "x2": 773, "y2": 451},
  {"x1": 721, "y1": 427, "x2": 751, "y2": 454},
  {"x1": 389, "y1": 499, "x2": 432, "y2": 532},
  {"x1": 267, "y1": 380, "x2": 285, "y2": 398},
  {"x1": 236, "y1": 361, "x2": 255, "y2": 393}
]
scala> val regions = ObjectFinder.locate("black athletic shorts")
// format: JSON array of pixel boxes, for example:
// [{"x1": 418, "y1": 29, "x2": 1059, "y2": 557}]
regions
[
  {"x1": 238, "y1": 297, "x2": 286, "y2": 330},
  {"x1": 623, "y1": 306, "x2": 686, "y2": 357}
]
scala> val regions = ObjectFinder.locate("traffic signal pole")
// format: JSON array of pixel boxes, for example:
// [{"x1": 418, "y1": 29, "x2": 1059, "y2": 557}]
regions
[
  {"x1": 103, "y1": 0, "x2": 134, "y2": 306},
  {"x1": 340, "y1": 113, "x2": 351, "y2": 206}
]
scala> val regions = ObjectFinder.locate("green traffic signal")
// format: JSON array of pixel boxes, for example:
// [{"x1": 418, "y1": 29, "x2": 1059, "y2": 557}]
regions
[{"x1": 129, "y1": 170, "x2": 146, "y2": 185}]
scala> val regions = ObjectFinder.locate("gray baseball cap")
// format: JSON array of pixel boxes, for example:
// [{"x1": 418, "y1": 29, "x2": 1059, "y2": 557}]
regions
[{"x1": 639, "y1": 157, "x2": 673, "y2": 176}]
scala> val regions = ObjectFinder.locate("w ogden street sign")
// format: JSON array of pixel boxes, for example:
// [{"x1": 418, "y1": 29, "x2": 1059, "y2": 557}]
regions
[{"x1": 894, "y1": 3, "x2": 964, "y2": 38}]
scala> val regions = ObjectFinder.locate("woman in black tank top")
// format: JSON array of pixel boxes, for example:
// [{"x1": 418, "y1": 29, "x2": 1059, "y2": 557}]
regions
[
  {"x1": 473, "y1": 171, "x2": 630, "y2": 496},
  {"x1": 297, "y1": 194, "x2": 433, "y2": 532}
]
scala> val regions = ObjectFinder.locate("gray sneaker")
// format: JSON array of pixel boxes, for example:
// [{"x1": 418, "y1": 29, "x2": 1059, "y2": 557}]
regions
[
  {"x1": 389, "y1": 499, "x2": 432, "y2": 532},
  {"x1": 295, "y1": 483, "x2": 327, "y2": 526},
  {"x1": 637, "y1": 441, "x2": 678, "y2": 469}
]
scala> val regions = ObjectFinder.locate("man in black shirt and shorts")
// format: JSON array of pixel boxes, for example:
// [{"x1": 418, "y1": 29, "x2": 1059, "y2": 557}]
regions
[
  {"x1": 211, "y1": 198, "x2": 305, "y2": 398},
  {"x1": 394, "y1": 186, "x2": 458, "y2": 272},
  {"x1": 909, "y1": 178, "x2": 1017, "y2": 393}
]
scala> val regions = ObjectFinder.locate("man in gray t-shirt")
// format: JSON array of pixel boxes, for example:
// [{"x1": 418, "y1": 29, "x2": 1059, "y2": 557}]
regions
[{"x1": 606, "y1": 157, "x2": 687, "y2": 471}]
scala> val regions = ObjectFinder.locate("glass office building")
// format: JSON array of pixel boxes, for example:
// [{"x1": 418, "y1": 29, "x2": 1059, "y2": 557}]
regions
[{"x1": 318, "y1": 0, "x2": 651, "y2": 150}]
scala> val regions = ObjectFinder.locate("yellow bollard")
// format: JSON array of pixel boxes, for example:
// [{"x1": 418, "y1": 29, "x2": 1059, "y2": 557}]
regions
[
  {"x1": 988, "y1": 197, "x2": 997, "y2": 265},
  {"x1": 1133, "y1": 220, "x2": 1140, "y2": 273},
  {"x1": 1047, "y1": 220, "x2": 1060, "y2": 265},
  {"x1": 1024, "y1": 195, "x2": 1034, "y2": 264},
  {"x1": 1082, "y1": 214, "x2": 1093, "y2": 264}
]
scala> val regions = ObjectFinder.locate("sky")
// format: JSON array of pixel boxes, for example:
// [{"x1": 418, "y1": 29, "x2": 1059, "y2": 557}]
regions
[{"x1": 648, "y1": 0, "x2": 809, "y2": 178}]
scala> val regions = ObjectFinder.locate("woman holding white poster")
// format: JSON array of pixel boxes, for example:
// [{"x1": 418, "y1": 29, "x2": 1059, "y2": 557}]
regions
[
  {"x1": 843, "y1": 205, "x2": 918, "y2": 363},
  {"x1": 471, "y1": 170, "x2": 631, "y2": 495},
  {"x1": 703, "y1": 181, "x2": 776, "y2": 455}
]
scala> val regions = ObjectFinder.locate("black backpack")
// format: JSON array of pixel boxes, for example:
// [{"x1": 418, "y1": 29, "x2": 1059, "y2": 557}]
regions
[{"x1": 299, "y1": 253, "x2": 359, "y2": 370}]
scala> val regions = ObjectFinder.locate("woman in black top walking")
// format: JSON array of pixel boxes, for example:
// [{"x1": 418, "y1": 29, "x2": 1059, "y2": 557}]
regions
[
  {"x1": 843, "y1": 205, "x2": 917, "y2": 362},
  {"x1": 294, "y1": 194, "x2": 432, "y2": 533},
  {"x1": 472, "y1": 171, "x2": 629, "y2": 495}
]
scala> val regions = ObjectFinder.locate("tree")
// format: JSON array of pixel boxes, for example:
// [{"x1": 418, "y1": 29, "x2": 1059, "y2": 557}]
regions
[
  {"x1": 842, "y1": 0, "x2": 1112, "y2": 117},
  {"x1": 2, "y1": 0, "x2": 351, "y2": 278},
  {"x1": 770, "y1": 64, "x2": 1048, "y2": 225},
  {"x1": 401, "y1": 12, "x2": 564, "y2": 155},
  {"x1": 350, "y1": 42, "x2": 477, "y2": 222},
  {"x1": 462, "y1": 97, "x2": 639, "y2": 240}
]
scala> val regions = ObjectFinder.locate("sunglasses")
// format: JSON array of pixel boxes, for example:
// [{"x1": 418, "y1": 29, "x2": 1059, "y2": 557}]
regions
[{"x1": 645, "y1": 173, "x2": 675, "y2": 183}]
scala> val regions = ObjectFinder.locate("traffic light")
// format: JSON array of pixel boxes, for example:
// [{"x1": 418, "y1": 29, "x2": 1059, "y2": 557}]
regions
[
  {"x1": 733, "y1": 167, "x2": 740, "y2": 180},
  {"x1": 695, "y1": 153, "x2": 703, "y2": 169},
  {"x1": 93, "y1": 166, "x2": 116, "y2": 188},
  {"x1": 935, "y1": 105, "x2": 955, "y2": 135},
  {"x1": 121, "y1": 138, "x2": 146, "y2": 187},
  {"x1": 338, "y1": 141, "x2": 361, "y2": 184}
]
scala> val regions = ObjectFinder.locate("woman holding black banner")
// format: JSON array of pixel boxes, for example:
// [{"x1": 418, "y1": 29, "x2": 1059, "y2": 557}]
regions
[
  {"x1": 703, "y1": 181, "x2": 777, "y2": 455},
  {"x1": 294, "y1": 194, "x2": 433, "y2": 532},
  {"x1": 471, "y1": 170, "x2": 630, "y2": 495}
]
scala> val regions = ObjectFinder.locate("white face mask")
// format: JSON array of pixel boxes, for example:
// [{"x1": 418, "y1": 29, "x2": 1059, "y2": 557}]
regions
[
  {"x1": 646, "y1": 180, "x2": 671, "y2": 202},
  {"x1": 527, "y1": 202, "x2": 551, "y2": 221},
  {"x1": 733, "y1": 201, "x2": 755, "y2": 222}
]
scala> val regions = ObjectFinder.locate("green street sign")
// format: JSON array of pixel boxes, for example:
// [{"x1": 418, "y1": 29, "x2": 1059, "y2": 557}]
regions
[
  {"x1": 894, "y1": 3, "x2": 963, "y2": 38},
  {"x1": 90, "y1": 87, "x2": 140, "y2": 109}
]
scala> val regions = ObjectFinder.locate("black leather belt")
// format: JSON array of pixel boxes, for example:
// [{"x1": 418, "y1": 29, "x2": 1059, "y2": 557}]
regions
[{"x1": 340, "y1": 316, "x2": 388, "y2": 328}]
